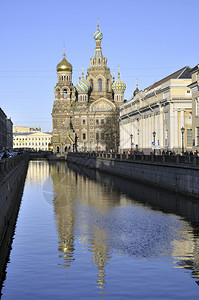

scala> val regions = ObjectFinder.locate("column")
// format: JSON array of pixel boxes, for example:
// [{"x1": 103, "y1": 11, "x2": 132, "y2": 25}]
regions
[{"x1": 174, "y1": 110, "x2": 178, "y2": 149}]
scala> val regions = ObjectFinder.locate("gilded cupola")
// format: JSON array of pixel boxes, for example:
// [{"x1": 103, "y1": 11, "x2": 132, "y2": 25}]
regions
[{"x1": 57, "y1": 51, "x2": 72, "y2": 73}]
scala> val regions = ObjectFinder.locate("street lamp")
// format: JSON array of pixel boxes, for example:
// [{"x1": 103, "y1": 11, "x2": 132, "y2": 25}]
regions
[
  {"x1": 181, "y1": 127, "x2": 185, "y2": 154},
  {"x1": 130, "y1": 134, "x2": 133, "y2": 154},
  {"x1": 153, "y1": 131, "x2": 156, "y2": 154}
]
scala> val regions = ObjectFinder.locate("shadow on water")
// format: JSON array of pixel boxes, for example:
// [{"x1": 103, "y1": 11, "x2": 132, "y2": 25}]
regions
[{"x1": 0, "y1": 181, "x2": 26, "y2": 298}]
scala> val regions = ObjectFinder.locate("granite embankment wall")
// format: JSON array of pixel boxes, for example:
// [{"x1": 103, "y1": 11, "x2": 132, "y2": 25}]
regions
[
  {"x1": 66, "y1": 153, "x2": 199, "y2": 199},
  {"x1": 0, "y1": 154, "x2": 29, "y2": 247}
]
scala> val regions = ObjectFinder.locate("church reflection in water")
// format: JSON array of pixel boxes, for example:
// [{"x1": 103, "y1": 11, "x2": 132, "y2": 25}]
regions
[
  {"x1": 47, "y1": 160, "x2": 199, "y2": 293},
  {"x1": 49, "y1": 161, "x2": 116, "y2": 292}
]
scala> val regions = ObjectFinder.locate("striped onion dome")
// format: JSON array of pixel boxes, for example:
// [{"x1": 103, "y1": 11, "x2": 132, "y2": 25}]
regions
[
  {"x1": 93, "y1": 30, "x2": 103, "y2": 40},
  {"x1": 93, "y1": 23, "x2": 103, "y2": 41},
  {"x1": 112, "y1": 77, "x2": 126, "y2": 92},
  {"x1": 76, "y1": 78, "x2": 90, "y2": 92}
]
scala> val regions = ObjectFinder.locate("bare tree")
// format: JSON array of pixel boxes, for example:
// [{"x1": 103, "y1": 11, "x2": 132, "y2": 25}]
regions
[{"x1": 101, "y1": 113, "x2": 119, "y2": 152}]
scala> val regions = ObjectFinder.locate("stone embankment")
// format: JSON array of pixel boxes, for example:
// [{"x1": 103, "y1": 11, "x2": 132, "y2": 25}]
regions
[
  {"x1": 66, "y1": 152, "x2": 199, "y2": 199},
  {"x1": 0, "y1": 153, "x2": 29, "y2": 247}
]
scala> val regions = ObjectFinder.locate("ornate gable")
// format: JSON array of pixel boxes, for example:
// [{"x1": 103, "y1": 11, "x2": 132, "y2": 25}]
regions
[{"x1": 90, "y1": 98, "x2": 115, "y2": 112}]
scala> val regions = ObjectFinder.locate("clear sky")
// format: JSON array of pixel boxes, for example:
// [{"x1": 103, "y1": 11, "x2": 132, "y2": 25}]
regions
[{"x1": 0, "y1": 0, "x2": 198, "y2": 131}]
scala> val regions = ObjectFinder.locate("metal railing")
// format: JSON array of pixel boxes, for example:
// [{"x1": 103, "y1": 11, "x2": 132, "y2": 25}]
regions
[
  {"x1": 0, "y1": 153, "x2": 28, "y2": 182},
  {"x1": 69, "y1": 152, "x2": 199, "y2": 166}
]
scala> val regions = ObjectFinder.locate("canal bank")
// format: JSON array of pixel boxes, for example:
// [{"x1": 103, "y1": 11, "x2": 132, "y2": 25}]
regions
[
  {"x1": 62, "y1": 152, "x2": 199, "y2": 199},
  {"x1": 0, "y1": 154, "x2": 29, "y2": 247}
]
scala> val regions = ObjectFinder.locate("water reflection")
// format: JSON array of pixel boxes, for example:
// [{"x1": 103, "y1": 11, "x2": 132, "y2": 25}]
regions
[
  {"x1": 45, "y1": 161, "x2": 199, "y2": 294},
  {"x1": 66, "y1": 161, "x2": 199, "y2": 284}
]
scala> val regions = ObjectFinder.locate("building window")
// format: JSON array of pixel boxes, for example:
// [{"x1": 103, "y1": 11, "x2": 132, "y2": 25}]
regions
[
  {"x1": 195, "y1": 98, "x2": 199, "y2": 117},
  {"x1": 96, "y1": 132, "x2": 99, "y2": 140},
  {"x1": 187, "y1": 129, "x2": 192, "y2": 147},
  {"x1": 107, "y1": 79, "x2": 109, "y2": 91},
  {"x1": 90, "y1": 79, "x2": 93, "y2": 90},
  {"x1": 96, "y1": 119, "x2": 99, "y2": 126},
  {"x1": 63, "y1": 89, "x2": 67, "y2": 99},
  {"x1": 98, "y1": 79, "x2": 102, "y2": 91},
  {"x1": 196, "y1": 128, "x2": 199, "y2": 146},
  {"x1": 101, "y1": 119, "x2": 104, "y2": 125},
  {"x1": 101, "y1": 133, "x2": 104, "y2": 140},
  {"x1": 83, "y1": 119, "x2": 86, "y2": 125},
  {"x1": 83, "y1": 133, "x2": 86, "y2": 140}
]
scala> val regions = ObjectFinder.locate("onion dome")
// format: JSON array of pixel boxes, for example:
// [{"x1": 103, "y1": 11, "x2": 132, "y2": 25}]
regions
[
  {"x1": 76, "y1": 78, "x2": 90, "y2": 92},
  {"x1": 57, "y1": 53, "x2": 72, "y2": 72},
  {"x1": 93, "y1": 19, "x2": 103, "y2": 40},
  {"x1": 112, "y1": 66, "x2": 126, "y2": 92},
  {"x1": 76, "y1": 67, "x2": 89, "y2": 92}
]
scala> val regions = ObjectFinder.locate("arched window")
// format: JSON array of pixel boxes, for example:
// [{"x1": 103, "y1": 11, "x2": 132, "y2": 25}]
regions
[
  {"x1": 90, "y1": 79, "x2": 93, "y2": 90},
  {"x1": 107, "y1": 79, "x2": 109, "y2": 91},
  {"x1": 98, "y1": 79, "x2": 102, "y2": 91},
  {"x1": 63, "y1": 89, "x2": 67, "y2": 99},
  {"x1": 57, "y1": 146, "x2": 59, "y2": 153}
]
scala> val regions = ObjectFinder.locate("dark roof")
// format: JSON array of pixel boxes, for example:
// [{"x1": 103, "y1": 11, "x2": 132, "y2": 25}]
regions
[
  {"x1": 146, "y1": 66, "x2": 191, "y2": 91},
  {"x1": 190, "y1": 64, "x2": 199, "y2": 74}
]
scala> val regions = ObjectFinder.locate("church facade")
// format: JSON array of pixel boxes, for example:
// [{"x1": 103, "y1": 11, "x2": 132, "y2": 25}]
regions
[{"x1": 51, "y1": 23, "x2": 126, "y2": 153}]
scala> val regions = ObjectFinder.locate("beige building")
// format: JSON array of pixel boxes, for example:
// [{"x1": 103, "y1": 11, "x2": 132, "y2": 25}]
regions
[
  {"x1": 13, "y1": 131, "x2": 51, "y2": 151},
  {"x1": 120, "y1": 67, "x2": 192, "y2": 154},
  {"x1": 52, "y1": 23, "x2": 126, "y2": 153},
  {"x1": 188, "y1": 64, "x2": 199, "y2": 152},
  {"x1": 13, "y1": 126, "x2": 41, "y2": 133}
]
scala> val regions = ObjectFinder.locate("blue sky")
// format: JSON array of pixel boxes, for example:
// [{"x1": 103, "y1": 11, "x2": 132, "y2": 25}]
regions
[{"x1": 0, "y1": 0, "x2": 198, "y2": 131}]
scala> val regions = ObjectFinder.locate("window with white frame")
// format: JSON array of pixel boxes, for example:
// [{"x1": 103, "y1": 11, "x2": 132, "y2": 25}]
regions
[
  {"x1": 187, "y1": 129, "x2": 192, "y2": 147},
  {"x1": 195, "y1": 98, "x2": 199, "y2": 117},
  {"x1": 196, "y1": 127, "x2": 199, "y2": 146}
]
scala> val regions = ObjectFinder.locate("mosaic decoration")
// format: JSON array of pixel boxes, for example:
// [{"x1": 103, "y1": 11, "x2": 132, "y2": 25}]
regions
[{"x1": 112, "y1": 78, "x2": 126, "y2": 92}]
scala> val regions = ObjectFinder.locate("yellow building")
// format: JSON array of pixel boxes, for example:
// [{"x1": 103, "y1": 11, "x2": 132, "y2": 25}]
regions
[
  {"x1": 13, "y1": 126, "x2": 41, "y2": 133},
  {"x1": 120, "y1": 67, "x2": 192, "y2": 154},
  {"x1": 188, "y1": 64, "x2": 199, "y2": 152},
  {"x1": 13, "y1": 131, "x2": 52, "y2": 151}
]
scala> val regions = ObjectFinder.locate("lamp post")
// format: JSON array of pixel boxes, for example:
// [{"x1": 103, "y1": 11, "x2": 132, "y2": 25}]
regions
[
  {"x1": 153, "y1": 131, "x2": 156, "y2": 154},
  {"x1": 130, "y1": 134, "x2": 133, "y2": 154},
  {"x1": 181, "y1": 127, "x2": 185, "y2": 154}
]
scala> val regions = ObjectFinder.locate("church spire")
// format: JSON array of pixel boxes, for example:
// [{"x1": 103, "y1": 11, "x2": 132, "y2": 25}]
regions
[
  {"x1": 118, "y1": 65, "x2": 120, "y2": 79},
  {"x1": 63, "y1": 42, "x2": 65, "y2": 58},
  {"x1": 90, "y1": 20, "x2": 107, "y2": 68},
  {"x1": 133, "y1": 78, "x2": 139, "y2": 96},
  {"x1": 82, "y1": 65, "x2": 84, "y2": 79}
]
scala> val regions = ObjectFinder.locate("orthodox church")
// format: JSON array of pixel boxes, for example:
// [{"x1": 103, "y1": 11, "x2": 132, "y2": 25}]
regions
[{"x1": 51, "y1": 22, "x2": 126, "y2": 153}]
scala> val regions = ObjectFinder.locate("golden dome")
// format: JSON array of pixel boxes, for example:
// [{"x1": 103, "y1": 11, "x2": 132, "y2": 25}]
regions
[{"x1": 56, "y1": 54, "x2": 72, "y2": 72}]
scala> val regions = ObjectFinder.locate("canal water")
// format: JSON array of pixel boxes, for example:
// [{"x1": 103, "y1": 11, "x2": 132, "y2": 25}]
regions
[{"x1": 1, "y1": 160, "x2": 199, "y2": 299}]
